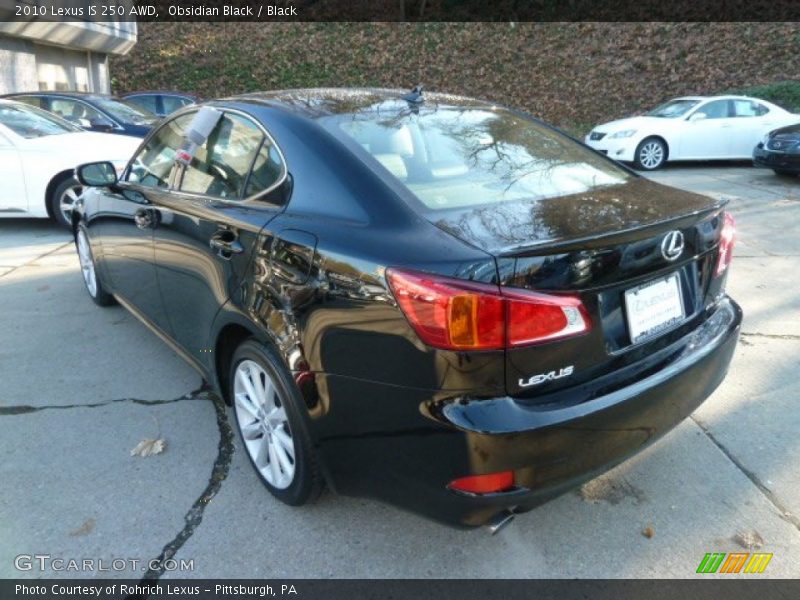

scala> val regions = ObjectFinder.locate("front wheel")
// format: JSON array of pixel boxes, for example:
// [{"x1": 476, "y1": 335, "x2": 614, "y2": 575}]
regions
[
  {"x1": 772, "y1": 168, "x2": 798, "y2": 178},
  {"x1": 75, "y1": 226, "x2": 115, "y2": 306},
  {"x1": 633, "y1": 137, "x2": 667, "y2": 170},
  {"x1": 230, "y1": 340, "x2": 323, "y2": 506}
]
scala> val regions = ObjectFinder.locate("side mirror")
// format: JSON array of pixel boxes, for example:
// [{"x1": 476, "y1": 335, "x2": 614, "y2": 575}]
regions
[
  {"x1": 688, "y1": 113, "x2": 707, "y2": 122},
  {"x1": 76, "y1": 162, "x2": 118, "y2": 187},
  {"x1": 89, "y1": 118, "x2": 114, "y2": 132}
]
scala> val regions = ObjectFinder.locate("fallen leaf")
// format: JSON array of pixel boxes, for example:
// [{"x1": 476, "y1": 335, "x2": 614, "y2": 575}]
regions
[
  {"x1": 642, "y1": 524, "x2": 655, "y2": 539},
  {"x1": 734, "y1": 530, "x2": 765, "y2": 549},
  {"x1": 131, "y1": 438, "x2": 166, "y2": 457},
  {"x1": 69, "y1": 518, "x2": 95, "y2": 537}
]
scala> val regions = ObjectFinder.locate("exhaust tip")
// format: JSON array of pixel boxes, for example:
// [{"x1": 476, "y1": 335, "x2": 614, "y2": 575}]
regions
[{"x1": 486, "y1": 509, "x2": 515, "y2": 535}]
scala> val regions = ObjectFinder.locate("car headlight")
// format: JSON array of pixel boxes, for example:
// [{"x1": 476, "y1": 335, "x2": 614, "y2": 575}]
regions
[
  {"x1": 609, "y1": 129, "x2": 637, "y2": 139},
  {"x1": 760, "y1": 133, "x2": 771, "y2": 146}
]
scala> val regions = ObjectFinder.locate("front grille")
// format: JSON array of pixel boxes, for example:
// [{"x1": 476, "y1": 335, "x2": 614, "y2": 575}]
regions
[{"x1": 590, "y1": 131, "x2": 606, "y2": 141}]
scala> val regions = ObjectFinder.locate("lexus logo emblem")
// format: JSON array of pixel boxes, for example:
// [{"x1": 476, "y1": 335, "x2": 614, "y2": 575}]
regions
[{"x1": 661, "y1": 230, "x2": 685, "y2": 261}]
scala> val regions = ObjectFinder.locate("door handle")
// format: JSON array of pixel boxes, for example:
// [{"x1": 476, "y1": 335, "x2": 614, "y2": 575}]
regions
[
  {"x1": 134, "y1": 208, "x2": 153, "y2": 229},
  {"x1": 209, "y1": 230, "x2": 244, "y2": 259}
]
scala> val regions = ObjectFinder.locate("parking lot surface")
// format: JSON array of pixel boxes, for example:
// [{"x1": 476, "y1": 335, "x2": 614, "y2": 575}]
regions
[{"x1": 1, "y1": 165, "x2": 799, "y2": 579}]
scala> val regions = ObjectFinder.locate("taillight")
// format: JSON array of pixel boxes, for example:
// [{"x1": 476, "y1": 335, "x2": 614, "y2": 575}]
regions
[
  {"x1": 715, "y1": 212, "x2": 736, "y2": 277},
  {"x1": 385, "y1": 269, "x2": 591, "y2": 351},
  {"x1": 448, "y1": 471, "x2": 515, "y2": 495}
]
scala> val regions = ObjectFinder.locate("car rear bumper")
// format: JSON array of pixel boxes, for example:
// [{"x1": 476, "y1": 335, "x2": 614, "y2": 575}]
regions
[
  {"x1": 315, "y1": 297, "x2": 742, "y2": 527},
  {"x1": 753, "y1": 146, "x2": 800, "y2": 172}
]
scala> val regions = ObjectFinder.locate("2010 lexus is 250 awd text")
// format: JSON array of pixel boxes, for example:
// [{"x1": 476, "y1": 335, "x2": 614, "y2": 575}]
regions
[{"x1": 71, "y1": 88, "x2": 741, "y2": 528}]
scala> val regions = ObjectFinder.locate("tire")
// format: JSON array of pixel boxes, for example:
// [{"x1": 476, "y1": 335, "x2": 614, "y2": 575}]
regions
[
  {"x1": 772, "y1": 168, "x2": 798, "y2": 178},
  {"x1": 50, "y1": 177, "x2": 84, "y2": 229},
  {"x1": 75, "y1": 225, "x2": 116, "y2": 307},
  {"x1": 633, "y1": 137, "x2": 668, "y2": 170},
  {"x1": 230, "y1": 339, "x2": 323, "y2": 506}
]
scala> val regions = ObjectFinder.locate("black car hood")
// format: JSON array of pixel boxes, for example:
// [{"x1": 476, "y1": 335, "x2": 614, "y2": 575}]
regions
[
  {"x1": 770, "y1": 122, "x2": 800, "y2": 137},
  {"x1": 431, "y1": 177, "x2": 724, "y2": 256}
]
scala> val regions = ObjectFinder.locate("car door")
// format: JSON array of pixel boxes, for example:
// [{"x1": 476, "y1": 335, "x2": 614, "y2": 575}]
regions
[
  {"x1": 728, "y1": 99, "x2": 776, "y2": 157},
  {"x1": 679, "y1": 99, "x2": 733, "y2": 158},
  {"x1": 0, "y1": 127, "x2": 27, "y2": 213},
  {"x1": 90, "y1": 113, "x2": 194, "y2": 333},
  {"x1": 152, "y1": 109, "x2": 287, "y2": 366}
]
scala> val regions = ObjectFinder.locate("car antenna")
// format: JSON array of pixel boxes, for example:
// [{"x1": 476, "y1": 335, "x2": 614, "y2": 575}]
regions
[{"x1": 402, "y1": 84, "x2": 424, "y2": 104}]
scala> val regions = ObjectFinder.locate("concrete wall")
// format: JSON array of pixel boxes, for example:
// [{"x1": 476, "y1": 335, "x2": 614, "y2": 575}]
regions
[
  {"x1": 0, "y1": 21, "x2": 135, "y2": 94},
  {"x1": 0, "y1": 35, "x2": 38, "y2": 94}
]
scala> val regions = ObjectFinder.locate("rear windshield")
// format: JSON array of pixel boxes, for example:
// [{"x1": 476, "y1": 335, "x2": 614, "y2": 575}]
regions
[{"x1": 321, "y1": 107, "x2": 630, "y2": 211}]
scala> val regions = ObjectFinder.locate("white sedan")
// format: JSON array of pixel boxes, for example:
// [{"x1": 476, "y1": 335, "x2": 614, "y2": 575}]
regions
[
  {"x1": 585, "y1": 95, "x2": 800, "y2": 170},
  {"x1": 0, "y1": 99, "x2": 141, "y2": 228}
]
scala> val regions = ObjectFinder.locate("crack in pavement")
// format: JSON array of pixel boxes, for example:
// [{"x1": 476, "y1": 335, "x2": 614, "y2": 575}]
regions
[
  {"x1": 138, "y1": 383, "x2": 234, "y2": 583},
  {"x1": 741, "y1": 332, "x2": 800, "y2": 341},
  {"x1": 0, "y1": 241, "x2": 73, "y2": 280},
  {"x1": 0, "y1": 395, "x2": 197, "y2": 415},
  {"x1": 691, "y1": 415, "x2": 800, "y2": 534}
]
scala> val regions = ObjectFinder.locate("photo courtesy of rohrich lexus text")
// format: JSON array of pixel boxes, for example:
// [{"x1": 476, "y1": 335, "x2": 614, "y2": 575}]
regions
[{"x1": 0, "y1": 1, "x2": 798, "y2": 598}]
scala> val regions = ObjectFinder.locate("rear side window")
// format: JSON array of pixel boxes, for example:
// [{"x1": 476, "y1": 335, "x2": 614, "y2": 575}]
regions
[
  {"x1": 162, "y1": 96, "x2": 193, "y2": 114},
  {"x1": 126, "y1": 114, "x2": 193, "y2": 188},
  {"x1": 732, "y1": 100, "x2": 769, "y2": 117},
  {"x1": 127, "y1": 95, "x2": 159, "y2": 114},
  {"x1": 179, "y1": 113, "x2": 268, "y2": 199},
  {"x1": 14, "y1": 96, "x2": 44, "y2": 109},
  {"x1": 322, "y1": 107, "x2": 630, "y2": 211}
]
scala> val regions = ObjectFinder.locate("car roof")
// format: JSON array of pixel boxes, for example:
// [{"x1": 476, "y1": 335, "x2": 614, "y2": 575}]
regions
[
  {"x1": 122, "y1": 90, "x2": 199, "y2": 98},
  {"x1": 674, "y1": 94, "x2": 770, "y2": 103},
  {"x1": 226, "y1": 87, "x2": 496, "y2": 119}
]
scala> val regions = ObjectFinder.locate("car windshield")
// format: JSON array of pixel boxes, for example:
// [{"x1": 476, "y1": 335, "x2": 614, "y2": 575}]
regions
[
  {"x1": 321, "y1": 105, "x2": 631, "y2": 211},
  {"x1": 647, "y1": 99, "x2": 701, "y2": 118},
  {"x1": 92, "y1": 97, "x2": 158, "y2": 126},
  {"x1": 0, "y1": 103, "x2": 80, "y2": 138}
]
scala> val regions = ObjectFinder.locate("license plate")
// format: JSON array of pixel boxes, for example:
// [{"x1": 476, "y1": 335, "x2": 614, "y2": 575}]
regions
[{"x1": 624, "y1": 273, "x2": 685, "y2": 344}]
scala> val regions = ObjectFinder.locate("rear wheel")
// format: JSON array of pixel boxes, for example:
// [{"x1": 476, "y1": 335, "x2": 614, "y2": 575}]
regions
[
  {"x1": 50, "y1": 177, "x2": 84, "y2": 229},
  {"x1": 75, "y1": 225, "x2": 115, "y2": 306},
  {"x1": 633, "y1": 137, "x2": 667, "y2": 170},
  {"x1": 230, "y1": 340, "x2": 322, "y2": 506}
]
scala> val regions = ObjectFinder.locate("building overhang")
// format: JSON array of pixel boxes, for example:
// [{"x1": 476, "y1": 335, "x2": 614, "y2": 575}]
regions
[{"x1": 0, "y1": 20, "x2": 137, "y2": 55}]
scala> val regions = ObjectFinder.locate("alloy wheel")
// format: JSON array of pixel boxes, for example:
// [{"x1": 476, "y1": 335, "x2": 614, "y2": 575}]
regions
[
  {"x1": 76, "y1": 229, "x2": 97, "y2": 297},
  {"x1": 639, "y1": 141, "x2": 665, "y2": 169},
  {"x1": 233, "y1": 359, "x2": 296, "y2": 489},
  {"x1": 59, "y1": 183, "x2": 84, "y2": 225}
]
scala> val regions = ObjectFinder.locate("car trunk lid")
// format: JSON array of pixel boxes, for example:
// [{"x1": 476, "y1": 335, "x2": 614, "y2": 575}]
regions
[{"x1": 430, "y1": 177, "x2": 728, "y2": 401}]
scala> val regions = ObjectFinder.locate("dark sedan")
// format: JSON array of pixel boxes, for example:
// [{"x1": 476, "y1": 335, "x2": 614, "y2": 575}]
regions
[
  {"x1": 121, "y1": 91, "x2": 200, "y2": 117},
  {"x1": 754, "y1": 122, "x2": 800, "y2": 176},
  {"x1": 71, "y1": 88, "x2": 741, "y2": 528},
  {"x1": 4, "y1": 92, "x2": 158, "y2": 137}
]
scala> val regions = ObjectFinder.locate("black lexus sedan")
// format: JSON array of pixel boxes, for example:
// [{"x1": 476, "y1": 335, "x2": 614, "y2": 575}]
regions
[
  {"x1": 3, "y1": 92, "x2": 158, "y2": 137},
  {"x1": 71, "y1": 88, "x2": 741, "y2": 528},
  {"x1": 754, "y1": 122, "x2": 800, "y2": 176}
]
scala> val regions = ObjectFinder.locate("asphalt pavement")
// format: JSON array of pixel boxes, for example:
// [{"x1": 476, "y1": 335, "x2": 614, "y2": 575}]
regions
[{"x1": 0, "y1": 164, "x2": 798, "y2": 579}]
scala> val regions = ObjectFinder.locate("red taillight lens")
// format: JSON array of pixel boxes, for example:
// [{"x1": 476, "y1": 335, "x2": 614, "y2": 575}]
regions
[
  {"x1": 715, "y1": 212, "x2": 736, "y2": 277},
  {"x1": 386, "y1": 269, "x2": 504, "y2": 350},
  {"x1": 505, "y1": 290, "x2": 590, "y2": 346},
  {"x1": 448, "y1": 471, "x2": 515, "y2": 495},
  {"x1": 386, "y1": 269, "x2": 591, "y2": 350}
]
